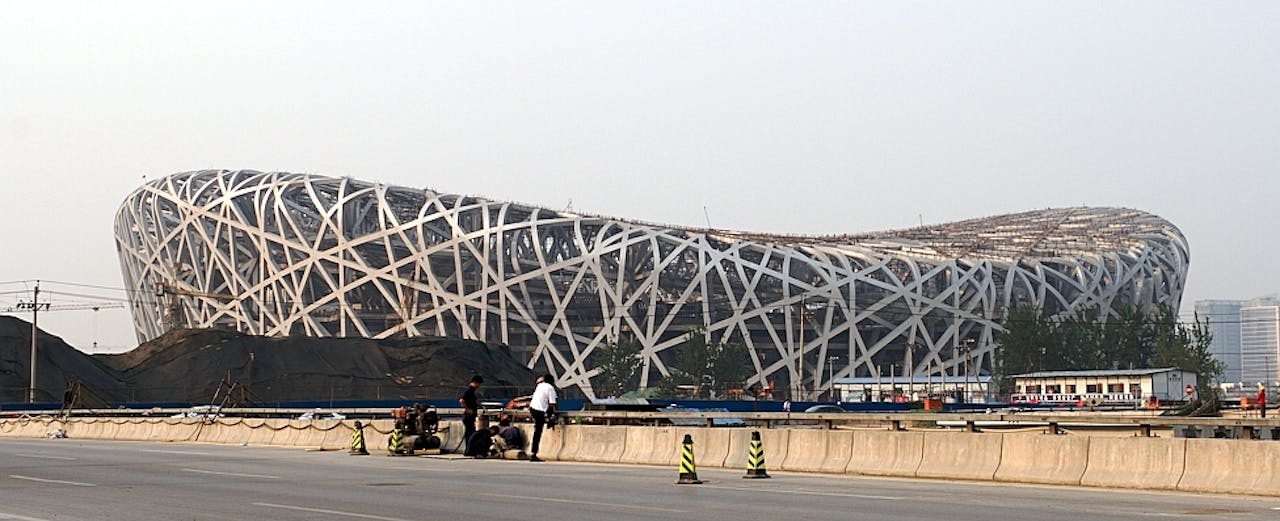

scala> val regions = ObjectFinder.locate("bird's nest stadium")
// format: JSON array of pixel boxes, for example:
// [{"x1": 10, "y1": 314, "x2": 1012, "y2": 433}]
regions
[{"x1": 115, "y1": 170, "x2": 1189, "y2": 399}]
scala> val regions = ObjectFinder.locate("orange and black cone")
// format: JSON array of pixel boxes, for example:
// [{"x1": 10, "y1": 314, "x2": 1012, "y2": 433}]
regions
[
  {"x1": 387, "y1": 426, "x2": 407, "y2": 456},
  {"x1": 676, "y1": 433, "x2": 702, "y2": 484},
  {"x1": 349, "y1": 420, "x2": 369, "y2": 455},
  {"x1": 743, "y1": 430, "x2": 770, "y2": 478}
]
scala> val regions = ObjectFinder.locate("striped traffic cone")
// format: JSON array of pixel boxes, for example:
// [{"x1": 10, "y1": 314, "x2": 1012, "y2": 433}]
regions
[
  {"x1": 743, "y1": 430, "x2": 770, "y2": 479},
  {"x1": 349, "y1": 421, "x2": 369, "y2": 455},
  {"x1": 387, "y1": 426, "x2": 407, "y2": 456},
  {"x1": 676, "y1": 434, "x2": 702, "y2": 485}
]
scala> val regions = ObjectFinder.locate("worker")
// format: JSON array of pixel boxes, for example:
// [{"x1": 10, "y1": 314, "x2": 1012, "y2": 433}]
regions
[
  {"x1": 529, "y1": 374, "x2": 557, "y2": 462},
  {"x1": 497, "y1": 418, "x2": 523, "y2": 449},
  {"x1": 459, "y1": 375, "x2": 483, "y2": 446}
]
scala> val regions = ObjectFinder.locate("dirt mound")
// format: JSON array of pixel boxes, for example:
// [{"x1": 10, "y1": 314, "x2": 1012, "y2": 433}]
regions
[
  {"x1": 0, "y1": 316, "x2": 536, "y2": 405},
  {"x1": 100, "y1": 328, "x2": 537, "y2": 404},
  {"x1": 0, "y1": 315, "x2": 124, "y2": 403}
]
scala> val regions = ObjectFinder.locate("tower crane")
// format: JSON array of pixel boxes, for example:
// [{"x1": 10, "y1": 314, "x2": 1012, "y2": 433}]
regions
[{"x1": 153, "y1": 281, "x2": 238, "y2": 332}]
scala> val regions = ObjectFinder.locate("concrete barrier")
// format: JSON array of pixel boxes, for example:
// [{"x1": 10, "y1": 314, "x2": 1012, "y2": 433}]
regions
[
  {"x1": 100, "y1": 420, "x2": 124, "y2": 440},
  {"x1": 691, "y1": 427, "x2": 732, "y2": 469},
  {"x1": 569, "y1": 425, "x2": 627, "y2": 463},
  {"x1": 846, "y1": 430, "x2": 924, "y2": 477},
  {"x1": 1178, "y1": 439, "x2": 1280, "y2": 497},
  {"x1": 69, "y1": 419, "x2": 101, "y2": 440},
  {"x1": 315, "y1": 420, "x2": 349, "y2": 450},
  {"x1": 1080, "y1": 436, "x2": 1185, "y2": 491},
  {"x1": 244, "y1": 418, "x2": 279, "y2": 446},
  {"x1": 130, "y1": 420, "x2": 157, "y2": 441},
  {"x1": 619, "y1": 426, "x2": 681, "y2": 466},
  {"x1": 994, "y1": 433, "x2": 1088, "y2": 486},
  {"x1": 780, "y1": 429, "x2": 831, "y2": 472},
  {"x1": 517, "y1": 423, "x2": 564, "y2": 460},
  {"x1": 725, "y1": 428, "x2": 788, "y2": 471},
  {"x1": 820, "y1": 430, "x2": 855, "y2": 474},
  {"x1": 916, "y1": 431, "x2": 1003, "y2": 481},
  {"x1": 439, "y1": 420, "x2": 464, "y2": 453}
]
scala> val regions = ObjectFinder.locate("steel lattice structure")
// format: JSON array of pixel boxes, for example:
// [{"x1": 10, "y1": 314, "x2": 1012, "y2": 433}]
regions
[{"x1": 115, "y1": 170, "x2": 1189, "y2": 398}]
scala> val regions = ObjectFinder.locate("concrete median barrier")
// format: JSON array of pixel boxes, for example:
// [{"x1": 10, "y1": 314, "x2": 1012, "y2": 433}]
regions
[
  {"x1": 619, "y1": 426, "x2": 681, "y2": 466},
  {"x1": 245, "y1": 418, "x2": 283, "y2": 446},
  {"x1": 725, "y1": 428, "x2": 788, "y2": 471},
  {"x1": 314, "y1": 420, "x2": 348, "y2": 450},
  {"x1": 691, "y1": 427, "x2": 732, "y2": 468},
  {"x1": 1081, "y1": 436, "x2": 1185, "y2": 491},
  {"x1": 516, "y1": 423, "x2": 564, "y2": 460},
  {"x1": 916, "y1": 431, "x2": 1003, "y2": 481},
  {"x1": 439, "y1": 420, "x2": 464, "y2": 453},
  {"x1": 846, "y1": 430, "x2": 923, "y2": 477},
  {"x1": 1177, "y1": 439, "x2": 1280, "y2": 497},
  {"x1": 782, "y1": 429, "x2": 853, "y2": 473},
  {"x1": 994, "y1": 433, "x2": 1088, "y2": 486},
  {"x1": 569, "y1": 425, "x2": 627, "y2": 463},
  {"x1": 69, "y1": 419, "x2": 101, "y2": 439}
]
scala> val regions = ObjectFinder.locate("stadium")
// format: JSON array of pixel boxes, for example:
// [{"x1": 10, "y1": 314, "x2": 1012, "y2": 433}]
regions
[{"x1": 115, "y1": 170, "x2": 1190, "y2": 399}]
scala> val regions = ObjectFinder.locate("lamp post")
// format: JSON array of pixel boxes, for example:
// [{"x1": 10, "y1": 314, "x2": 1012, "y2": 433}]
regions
[
  {"x1": 906, "y1": 342, "x2": 917, "y2": 401},
  {"x1": 827, "y1": 355, "x2": 838, "y2": 402},
  {"x1": 957, "y1": 338, "x2": 975, "y2": 403}
]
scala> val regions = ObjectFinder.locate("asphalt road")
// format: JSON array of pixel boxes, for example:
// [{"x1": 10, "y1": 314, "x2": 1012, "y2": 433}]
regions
[{"x1": 1, "y1": 438, "x2": 1277, "y2": 521}]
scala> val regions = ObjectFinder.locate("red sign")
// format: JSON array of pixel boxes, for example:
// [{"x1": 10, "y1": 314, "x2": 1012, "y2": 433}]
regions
[{"x1": 1185, "y1": 384, "x2": 1194, "y2": 395}]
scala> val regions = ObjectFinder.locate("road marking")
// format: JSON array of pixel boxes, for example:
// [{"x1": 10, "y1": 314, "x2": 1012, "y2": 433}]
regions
[
  {"x1": 252, "y1": 502, "x2": 412, "y2": 521},
  {"x1": 0, "y1": 511, "x2": 52, "y2": 521},
  {"x1": 181, "y1": 468, "x2": 280, "y2": 479},
  {"x1": 480, "y1": 493, "x2": 691, "y2": 513},
  {"x1": 13, "y1": 454, "x2": 76, "y2": 461},
  {"x1": 8, "y1": 475, "x2": 96, "y2": 487},
  {"x1": 710, "y1": 484, "x2": 901, "y2": 501},
  {"x1": 141, "y1": 449, "x2": 211, "y2": 456}
]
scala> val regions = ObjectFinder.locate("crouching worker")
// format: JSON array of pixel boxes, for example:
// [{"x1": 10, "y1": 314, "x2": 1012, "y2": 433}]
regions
[
  {"x1": 490, "y1": 420, "x2": 528, "y2": 459},
  {"x1": 464, "y1": 415, "x2": 492, "y2": 457}
]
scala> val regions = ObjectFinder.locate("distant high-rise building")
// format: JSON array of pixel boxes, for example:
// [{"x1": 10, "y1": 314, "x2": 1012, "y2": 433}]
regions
[
  {"x1": 1239, "y1": 298, "x2": 1280, "y2": 388},
  {"x1": 1195, "y1": 300, "x2": 1243, "y2": 383}
]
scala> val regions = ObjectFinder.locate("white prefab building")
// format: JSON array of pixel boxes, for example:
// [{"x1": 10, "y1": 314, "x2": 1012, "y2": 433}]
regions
[
  {"x1": 832, "y1": 376, "x2": 994, "y2": 403},
  {"x1": 1010, "y1": 368, "x2": 1197, "y2": 404}
]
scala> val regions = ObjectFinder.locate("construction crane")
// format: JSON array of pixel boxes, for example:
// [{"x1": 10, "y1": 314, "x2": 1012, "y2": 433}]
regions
[
  {"x1": 0, "y1": 302, "x2": 125, "y2": 313},
  {"x1": 154, "y1": 281, "x2": 237, "y2": 332}
]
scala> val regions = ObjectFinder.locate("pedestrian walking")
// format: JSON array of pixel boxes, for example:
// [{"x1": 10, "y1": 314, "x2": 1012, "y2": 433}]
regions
[
  {"x1": 529, "y1": 374, "x2": 557, "y2": 462},
  {"x1": 460, "y1": 375, "x2": 483, "y2": 446}
]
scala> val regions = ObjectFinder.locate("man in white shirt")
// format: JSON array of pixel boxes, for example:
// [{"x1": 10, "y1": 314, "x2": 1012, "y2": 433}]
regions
[{"x1": 529, "y1": 374, "x2": 557, "y2": 462}]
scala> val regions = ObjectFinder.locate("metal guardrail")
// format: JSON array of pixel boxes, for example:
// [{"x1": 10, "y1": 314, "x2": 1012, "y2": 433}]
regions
[{"x1": 10, "y1": 408, "x2": 1280, "y2": 436}]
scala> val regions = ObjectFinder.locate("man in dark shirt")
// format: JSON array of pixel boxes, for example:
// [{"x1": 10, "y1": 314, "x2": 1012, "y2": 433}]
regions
[
  {"x1": 459, "y1": 375, "x2": 483, "y2": 447},
  {"x1": 497, "y1": 418, "x2": 522, "y2": 449}
]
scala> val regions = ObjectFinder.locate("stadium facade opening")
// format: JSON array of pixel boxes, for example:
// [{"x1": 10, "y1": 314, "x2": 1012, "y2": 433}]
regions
[{"x1": 115, "y1": 170, "x2": 1189, "y2": 398}]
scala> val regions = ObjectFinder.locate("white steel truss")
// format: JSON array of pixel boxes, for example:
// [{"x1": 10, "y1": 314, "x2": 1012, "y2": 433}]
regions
[{"x1": 115, "y1": 170, "x2": 1190, "y2": 399}]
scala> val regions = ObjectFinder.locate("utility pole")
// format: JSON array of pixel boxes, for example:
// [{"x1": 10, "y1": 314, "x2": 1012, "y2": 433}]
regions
[
  {"x1": 28, "y1": 281, "x2": 40, "y2": 403},
  {"x1": 827, "y1": 355, "x2": 837, "y2": 401},
  {"x1": 797, "y1": 294, "x2": 806, "y2": 400},
  {"x1": 907, "y1": 342, "x2": 916, "y2": 400}
]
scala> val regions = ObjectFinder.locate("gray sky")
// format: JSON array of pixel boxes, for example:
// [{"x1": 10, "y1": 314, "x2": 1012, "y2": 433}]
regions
[{"x1": 2, "y1": 1, "x2": 1277, "y2": 353}]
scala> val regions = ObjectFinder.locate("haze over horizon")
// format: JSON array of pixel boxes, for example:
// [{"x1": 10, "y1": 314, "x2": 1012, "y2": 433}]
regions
[{"x1": 2, "y1": 2, "x2": 1277, "y2": 353}]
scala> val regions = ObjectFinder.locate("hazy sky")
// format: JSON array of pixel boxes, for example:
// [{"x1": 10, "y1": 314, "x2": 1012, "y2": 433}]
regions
[{"x1": 1, "y1": 1, "x2": 1277, "y2": 353}]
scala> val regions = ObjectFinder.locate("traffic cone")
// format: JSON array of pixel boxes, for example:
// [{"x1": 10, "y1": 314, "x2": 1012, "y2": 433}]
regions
[
  {"x1": 349, "y1": 421, "x2": 369, "y2": 455},
  {"x1": 387, "y1": 426, "x2": 407, "y2": 456},
  {"x1": 743, "y1": 430, "x2": 770, "y2": 479},
  {"x1": 676, "y1": 434, "x2": 702, "y2": 484}
]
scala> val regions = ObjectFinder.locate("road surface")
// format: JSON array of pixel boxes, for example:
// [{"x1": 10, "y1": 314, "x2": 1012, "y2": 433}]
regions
[{"x1": 0, "y1": 438, "x2": 1276, "y2": 520}]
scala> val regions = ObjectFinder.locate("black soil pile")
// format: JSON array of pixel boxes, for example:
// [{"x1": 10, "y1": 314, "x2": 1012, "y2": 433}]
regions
[
  {"x1": 0, "y1": 315, "x2": 124, "y2": 404},
  {"x1": 0, "y1": 316, "x2": 536, "y2": 405}
]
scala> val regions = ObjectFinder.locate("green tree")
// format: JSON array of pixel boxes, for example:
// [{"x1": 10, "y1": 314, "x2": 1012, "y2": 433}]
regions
[
  {"x1": 664, "y1": 329, "x2": 754, "y2": 398},
  {"x1": 995, "y1": 303, "x2": 1224, "y2": 396},
  {"x1": 708, "y1": 341, "x2": 752, "y2": 395},
  {"x1": 592, "y1": 338, "x2": 644, "y2": 398}
]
